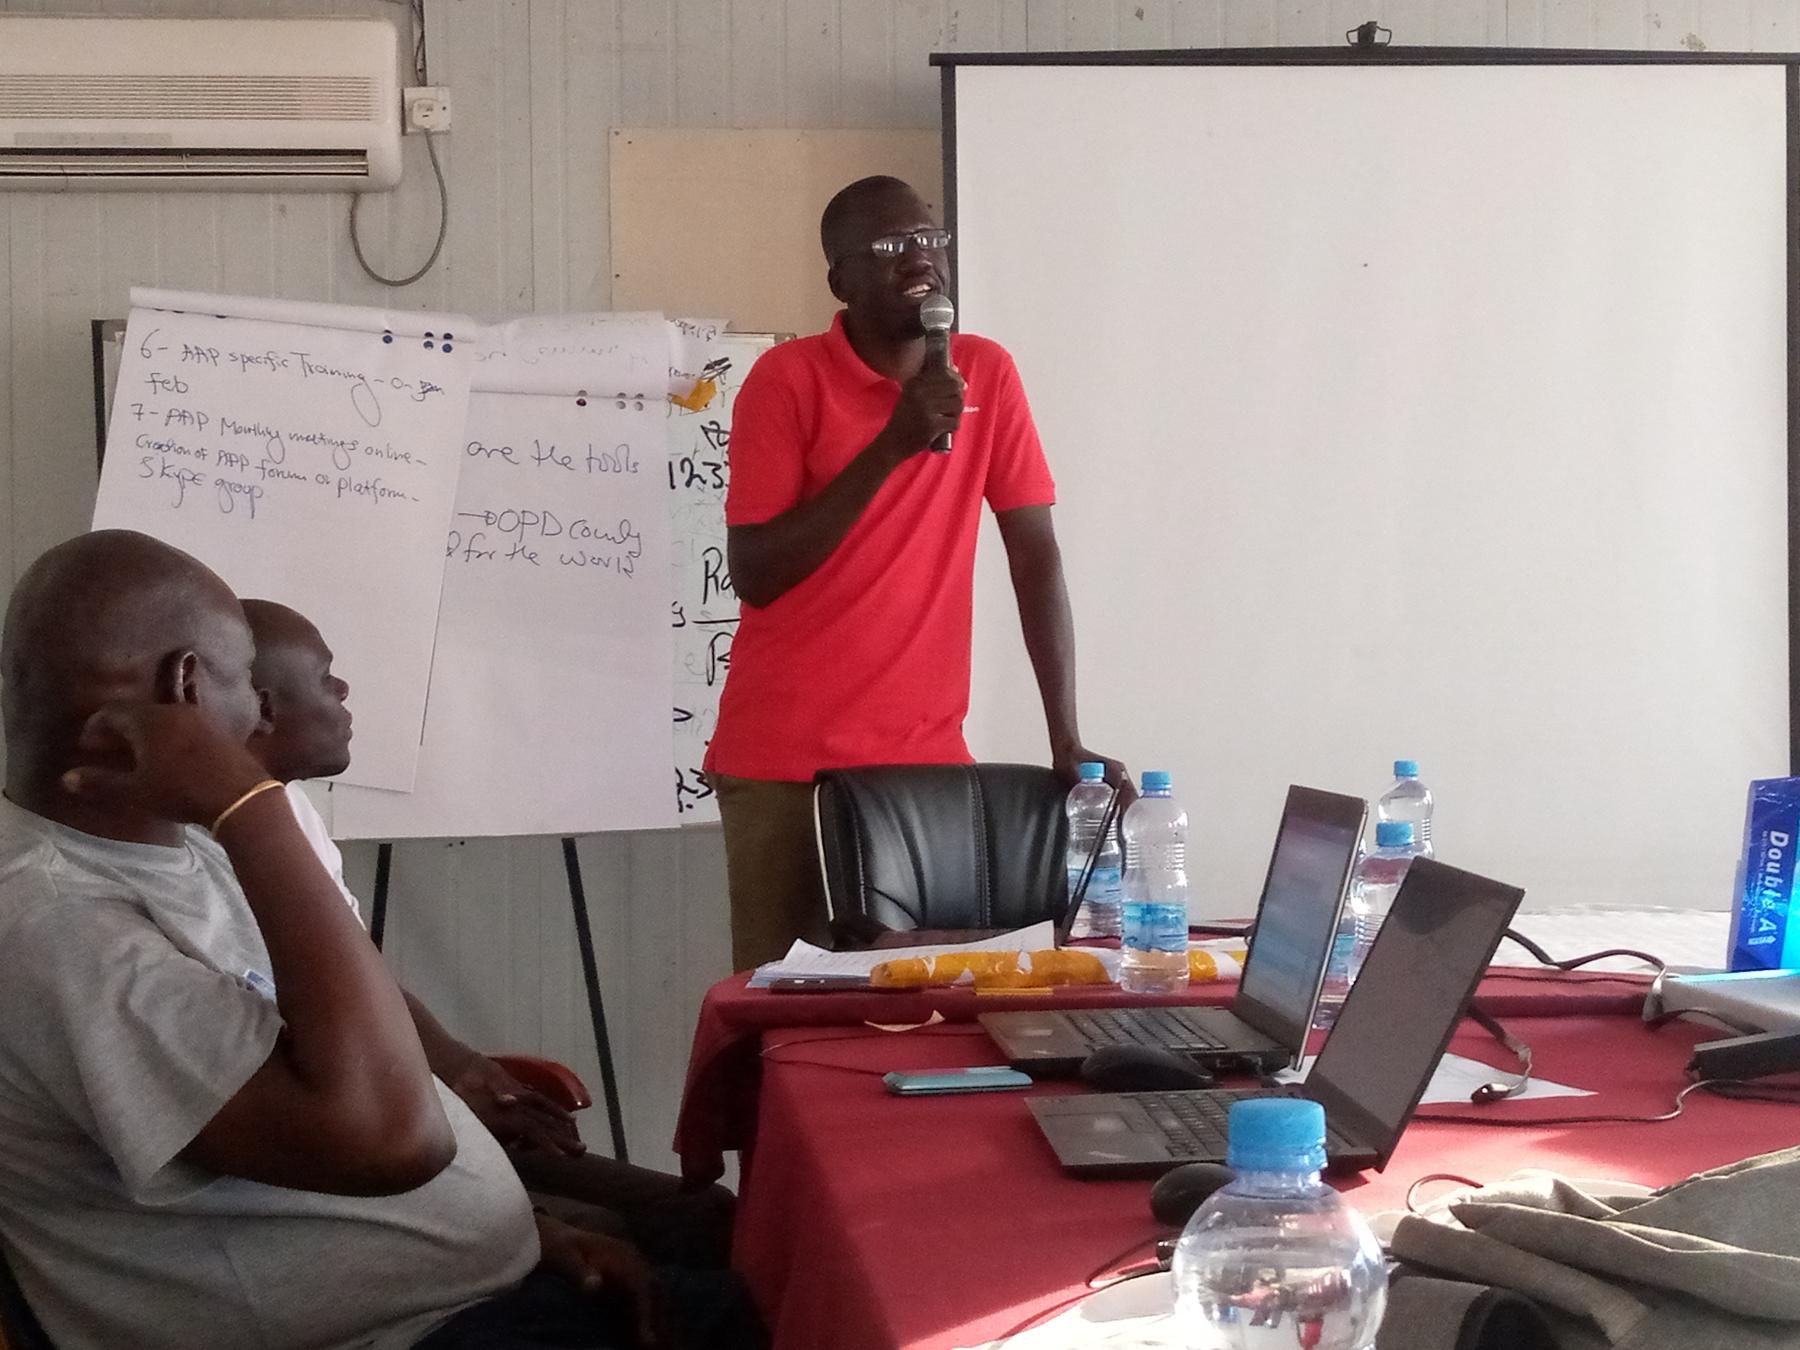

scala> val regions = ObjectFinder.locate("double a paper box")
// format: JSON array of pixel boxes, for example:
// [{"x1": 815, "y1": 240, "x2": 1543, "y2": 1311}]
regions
[{"x1": 1731, "y1": 778, "x2": 1800, "y2": 971}]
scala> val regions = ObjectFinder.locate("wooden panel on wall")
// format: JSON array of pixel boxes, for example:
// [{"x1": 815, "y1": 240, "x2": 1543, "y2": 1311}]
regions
[{"x1": 610, "y1": 128, "x2": 941, "y2": 335}]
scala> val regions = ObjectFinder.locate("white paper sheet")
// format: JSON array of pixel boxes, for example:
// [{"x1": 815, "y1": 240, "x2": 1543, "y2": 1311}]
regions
[
  {"x1": 471, "y1": 312, "x2": 670, "y2": 398},
  {"x1": 748, "y1": 922, "x2": 1059, "y2": 987},
  {"x1": 332, "y1": 384, "x2": 674, "y2": 837},
  {"x1": 1276, "y1": 1051, "x2": 1592, "y2": 1105},
  {"x1": 93, "y1": 294, "x2": 472, "y2": 791},
  {"x1": 1415, "y1": 1052, "x2": 1593, "y2": 1104}
]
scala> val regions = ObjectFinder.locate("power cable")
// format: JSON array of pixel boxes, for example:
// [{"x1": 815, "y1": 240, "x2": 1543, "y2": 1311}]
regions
[
  {"x1": 348, "y1": 0, "x2": 448, "y2": 288},
  {"x1": 349, "y1": 129, "x2": 449, "y2": 288}
]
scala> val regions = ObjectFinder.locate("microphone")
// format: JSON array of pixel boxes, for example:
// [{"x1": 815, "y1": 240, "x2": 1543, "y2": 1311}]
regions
[{"x1": 919, "y1": 292, "x2": 955, "y2": 453}]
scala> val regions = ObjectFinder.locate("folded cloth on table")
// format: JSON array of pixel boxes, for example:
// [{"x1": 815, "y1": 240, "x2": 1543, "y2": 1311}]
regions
[
  {"x1": 1379, "y1": 1275, "x2": 1559, "y2": 1350},
  {"x1": 1385, "y1": 1146, "x2": 1800, "y2": 1349}
]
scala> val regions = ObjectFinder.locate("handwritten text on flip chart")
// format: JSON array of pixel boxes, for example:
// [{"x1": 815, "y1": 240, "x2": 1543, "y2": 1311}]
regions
[{"x1": 95, "y1": 306, "x2": 472, "y2": 793}]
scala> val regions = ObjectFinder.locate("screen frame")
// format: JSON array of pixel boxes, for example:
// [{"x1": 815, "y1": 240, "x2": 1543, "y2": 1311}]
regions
[
  {"x1": 1303, "y1": 857, "x2": 1525, "y2": 1167},
  {"x1": 1234, "y1": 784, "x2": 1367, "y2": 1055},
  {"x1": 933, "y1": 45, "x2": 1800, "y2": 774}
]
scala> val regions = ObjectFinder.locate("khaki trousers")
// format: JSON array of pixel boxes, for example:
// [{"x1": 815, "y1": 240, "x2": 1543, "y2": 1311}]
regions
[{"x1": 712, "y1": 773, "x2": 831, "y2": 972}]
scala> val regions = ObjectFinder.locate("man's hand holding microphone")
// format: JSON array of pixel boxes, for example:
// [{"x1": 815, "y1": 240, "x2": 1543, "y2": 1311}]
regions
[{"x1": 875, "y1": 293, "x2": 963, "y2": 463}]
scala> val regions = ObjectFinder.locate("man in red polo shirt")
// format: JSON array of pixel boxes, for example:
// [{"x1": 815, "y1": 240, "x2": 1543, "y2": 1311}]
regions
[{"x1": 704, "y1": 175, "x2": 1124, "y2": 969}]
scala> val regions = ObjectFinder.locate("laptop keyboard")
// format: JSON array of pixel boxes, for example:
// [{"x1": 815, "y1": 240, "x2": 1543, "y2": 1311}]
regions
[
  {"x1": 1127, "y1": 1089, "x2": 1361, "y2": 1159},
  {"x1": 1062, "y1": 1007, "x2": 1228, "y2": 1051}
]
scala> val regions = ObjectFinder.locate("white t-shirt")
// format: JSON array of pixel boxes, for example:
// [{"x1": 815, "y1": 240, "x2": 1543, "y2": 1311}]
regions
[
  {"x1": 0, "y1": 796, "x2": 538, "y2": 1350},
  {"x1": 284, "y1": 781, "x2": 363, "y2": 921}
]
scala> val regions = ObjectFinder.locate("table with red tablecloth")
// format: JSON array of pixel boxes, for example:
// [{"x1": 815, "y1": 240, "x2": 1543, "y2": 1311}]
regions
[
  {"x1": 673, "y1": 967, "x2": 1653, "y2": 1183},
  {"x1": 675, "y1": 971, "x2": 1800, "y2": 1349},
  {"x1": 674, "y1": 971, "x2": 1286, "y2": 1183}
]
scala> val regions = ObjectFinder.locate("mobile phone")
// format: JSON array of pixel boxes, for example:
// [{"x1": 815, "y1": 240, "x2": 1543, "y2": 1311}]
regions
[
  {"x1": 882, "y1": 1066, "x2": 1033, "y2": 1096},
  {"x1": 768, "y1": 976, "x2": 871, "y2": 993}
]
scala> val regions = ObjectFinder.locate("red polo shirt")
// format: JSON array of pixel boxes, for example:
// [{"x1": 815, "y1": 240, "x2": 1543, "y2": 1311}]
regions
[{"x1": 704, "y1": 313, "x2": 1056, "y2": 782}]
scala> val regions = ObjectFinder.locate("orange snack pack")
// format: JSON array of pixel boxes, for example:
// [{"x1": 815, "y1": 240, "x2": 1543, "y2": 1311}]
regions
[
  {"x1": 1188, "y1": 948, "x2": 1246, "y2": 982},
  {"x1": 868, "y1": 950, "x2": 1022, "y2": 989}
]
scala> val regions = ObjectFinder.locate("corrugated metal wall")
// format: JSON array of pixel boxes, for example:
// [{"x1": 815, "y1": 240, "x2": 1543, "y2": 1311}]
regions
[{"x1": 3, "y1": 0, "x2": 1793, "y2": 1171}]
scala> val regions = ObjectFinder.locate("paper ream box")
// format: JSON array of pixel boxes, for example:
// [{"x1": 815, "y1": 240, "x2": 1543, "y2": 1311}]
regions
[{"x1": 1730, "y1": 777, "x2": 1800, "y2": 972}]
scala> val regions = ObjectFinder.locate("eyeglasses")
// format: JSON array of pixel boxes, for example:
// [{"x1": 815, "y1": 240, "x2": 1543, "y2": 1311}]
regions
[{"x1": 864, "y1": 228, "x2": 952, "y2": 258}]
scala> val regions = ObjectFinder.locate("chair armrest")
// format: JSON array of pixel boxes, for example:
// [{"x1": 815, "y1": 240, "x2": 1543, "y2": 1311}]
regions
[{"x1": 489, "y1": 1055, "x2": 593, "y2": 1112}]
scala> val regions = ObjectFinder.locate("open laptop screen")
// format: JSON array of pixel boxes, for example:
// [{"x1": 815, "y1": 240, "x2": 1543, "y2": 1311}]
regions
[
  {"x1": 1307, "y1": 859, "x2": 1525, "y2": 1165},
  {"x1": 1233, "y1": 787, "x2": 1365, "y2": 1051}
]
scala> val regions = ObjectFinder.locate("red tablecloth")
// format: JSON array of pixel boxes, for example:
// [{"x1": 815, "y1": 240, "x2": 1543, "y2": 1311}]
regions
[
  {"x1": 672, "y1": 968, "x2": 1655, "y2": 1183},
  {"x1": 727, "y1": 986, "x2": 1800, "y2": 1350}
]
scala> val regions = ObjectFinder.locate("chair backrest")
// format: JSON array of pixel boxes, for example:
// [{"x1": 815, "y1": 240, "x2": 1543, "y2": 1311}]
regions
[
  {"x1": 813, "y1": 763, "x2": 1069, "y2": 934},
  {"x1": 0, "y1": 1244, "x2": 53, "y2": 1350}
]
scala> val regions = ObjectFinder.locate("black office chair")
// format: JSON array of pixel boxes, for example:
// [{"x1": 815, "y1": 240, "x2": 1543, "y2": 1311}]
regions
[
  {"x1": 0, "y1": 1244, "x2": 52, "y2": 1350},
  {"x1": 813, "y1": 763, "x2": 1069, "y2": 938}
]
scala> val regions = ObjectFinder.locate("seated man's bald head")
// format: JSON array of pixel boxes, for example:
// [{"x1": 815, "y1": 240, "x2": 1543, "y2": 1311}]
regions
[{"x1": 2, "y1": 530, "x2": 261, "y2": 802}]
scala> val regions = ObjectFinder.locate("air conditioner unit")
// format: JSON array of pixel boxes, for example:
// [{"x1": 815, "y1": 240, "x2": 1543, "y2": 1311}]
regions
[{"x1": 0, "y1": 17, "x2": 402, "y2": 191}]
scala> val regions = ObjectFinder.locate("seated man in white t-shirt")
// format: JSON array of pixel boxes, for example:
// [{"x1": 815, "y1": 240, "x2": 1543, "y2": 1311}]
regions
[
  {"x1": 0, "y1": 531, "x2": 681, "y2": 1350},
  {"x1": 241, "y1": 599, "x2": 735, "y2": 1271}
]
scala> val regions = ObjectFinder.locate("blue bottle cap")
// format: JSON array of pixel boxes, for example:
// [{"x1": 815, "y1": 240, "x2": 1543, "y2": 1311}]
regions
[
  {"x1": 1394, "y1": 759, "x2": 1419, "y2": 778},
  {"x1": 1141, "y1": 771, "x2": 1172, "y2": 793},
  {"x1": 1078, "y1": 762, "x2": 1105, "y2": 781},
  {"x1": 1375, "y1": 820, "x2": 1415, "y2": 848},
  {"x1": 1226, "y1": 1098, "x2": 1327, "y2": 1173}
]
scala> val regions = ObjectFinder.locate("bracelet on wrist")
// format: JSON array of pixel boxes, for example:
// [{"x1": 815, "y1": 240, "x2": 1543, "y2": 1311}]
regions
[{"x1": 209, "y1": 779, "x2": 285, "y2": 836}]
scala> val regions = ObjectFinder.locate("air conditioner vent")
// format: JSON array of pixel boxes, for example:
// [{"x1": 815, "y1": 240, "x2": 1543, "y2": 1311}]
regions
[
  {"x1": 0, "y1": 149, "x2": 370, "y2": 179},
  {"x1": 0, "y1": 75, "x2": 379, "y2": 122}
]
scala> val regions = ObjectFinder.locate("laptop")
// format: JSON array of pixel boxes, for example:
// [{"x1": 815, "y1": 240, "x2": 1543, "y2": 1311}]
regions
[
  {"x1": 981, "y1": 785, "x2": 1367, "y2": 1077},
  {"x1": 1027, "y1": 857, "x2": 1526, "y2": 1178}
]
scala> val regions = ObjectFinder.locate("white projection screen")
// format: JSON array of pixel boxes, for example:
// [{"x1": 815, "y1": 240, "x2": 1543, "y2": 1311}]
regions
[{"x1": 946, "y1": 55, "x2": 1794, "y2": 918}]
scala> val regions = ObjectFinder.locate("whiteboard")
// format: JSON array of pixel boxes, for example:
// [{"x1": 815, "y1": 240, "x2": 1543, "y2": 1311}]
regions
[
  {"x1": 93, "y1": 290, "x2": 472, "y2": 792},
  {"x1": 950, "y1": 60, "x2": 1791, "y2": 916},
  {"x1": 670, "y1": 330, "x2": 774, "y2": 823}
]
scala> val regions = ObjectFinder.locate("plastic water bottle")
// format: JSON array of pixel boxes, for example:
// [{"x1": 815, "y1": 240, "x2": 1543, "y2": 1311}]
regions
[
  {"x1": 1377, "y1": 760, "x2": 1433, "y2": 858},
  {"x1": 1316, "y1": 821, "x2": 1420, "y2": 1028},
  {"x1": 1173, "y1": 1098, "x2": 1387, "y2": 1349},
  {"x1": 1065, "y1": 762, "x2": 1123, "y2": 938},
  {"x1": 1120, "y1": 771, "x2": 1189, "y2": 994}
]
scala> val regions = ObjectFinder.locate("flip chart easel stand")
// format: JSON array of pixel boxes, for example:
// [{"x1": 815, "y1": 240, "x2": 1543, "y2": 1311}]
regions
[{"x1": 369, "y1": 838, "x2": 631, "y2": 1163}]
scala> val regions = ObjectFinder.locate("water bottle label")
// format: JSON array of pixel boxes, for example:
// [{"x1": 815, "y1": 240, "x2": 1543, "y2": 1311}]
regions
[
  {"x1": 1069, "y1": 865, "x2": 1122, "y2": 899},
  {"x1": 1124, "y1": 902, "x2": 1187, "y2": 954},
  {"x1": 1326, "y1": 930, "x2": 1355, "y2": 981}
]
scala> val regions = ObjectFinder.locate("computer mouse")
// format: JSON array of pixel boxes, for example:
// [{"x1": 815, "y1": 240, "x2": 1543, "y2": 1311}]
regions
[
  {"x1": 1150, "y1": 1162, "x2": 1237, "y2": 1227},
  {"x1": 1078, "y1": 1044, "x2": 1216, "y2": 1093}
]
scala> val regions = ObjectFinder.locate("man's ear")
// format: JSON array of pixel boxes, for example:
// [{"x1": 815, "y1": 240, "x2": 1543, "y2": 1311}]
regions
[
  {"x1": 157, "y1": 650, "x2": 200, "y2": 705},
  {"x1": 251, "y1": 687, "x2": 276, "y2": 740},
  {"x1": 826, "y1": 260, "x2": 849, "y2": 305}
]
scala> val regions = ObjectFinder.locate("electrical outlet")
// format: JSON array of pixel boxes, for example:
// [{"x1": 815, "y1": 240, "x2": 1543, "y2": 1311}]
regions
[{"x1": 403, "y1": 86, "x2": 453, "y2": 134}]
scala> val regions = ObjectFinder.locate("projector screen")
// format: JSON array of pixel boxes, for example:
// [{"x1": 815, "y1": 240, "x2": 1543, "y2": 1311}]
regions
[{"x1": 946, "y1": 56, "x2": 1793, "y2": 918}]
